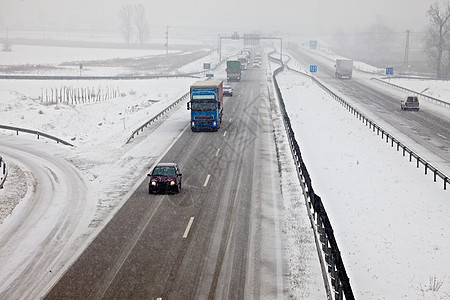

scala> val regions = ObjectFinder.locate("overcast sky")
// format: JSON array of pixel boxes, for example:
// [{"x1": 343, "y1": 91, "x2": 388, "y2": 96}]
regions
[{"x1": 0, "y1": 0, "x2": 437, "y2": 36}]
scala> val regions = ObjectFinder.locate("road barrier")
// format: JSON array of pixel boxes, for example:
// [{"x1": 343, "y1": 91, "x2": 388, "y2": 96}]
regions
[
  {"x1": 126, "y1": 92, "x2": 190, "y2": 144},
  {"x1": 0, "y1": 125, "x2": 74, "y2": 147},
  {"x1": 372, "y1": 78, "x2": 450, "y2": 109},
  {"x1": 0, "y1": 74, "x2": 200, "y2": 80},
  {"x1": 283, "y1": 64, "x2": 449, "y2": 190},
  {"x1": 269, "y1": 52, "x2": 354, "y2": 300},
  {"x1": 0, "y1": 155, "x2": 7, "y2": 189}
]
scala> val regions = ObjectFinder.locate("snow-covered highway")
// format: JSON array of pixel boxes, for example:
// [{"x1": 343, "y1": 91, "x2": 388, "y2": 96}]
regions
[{"x1": 0, "y1": 136, "x2": 93, "y2": 299}]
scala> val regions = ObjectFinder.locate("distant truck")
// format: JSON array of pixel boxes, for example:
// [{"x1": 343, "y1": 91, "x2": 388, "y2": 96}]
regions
[
  {"x1": 187, "y1": 80, "x2": 223, "y2": 131},
  {"x1": 226, "y1": 60, "x2": 241, "y2": 81},
  {"x1": 335, "y1": 59, "x2": 353, "y2": 79}
]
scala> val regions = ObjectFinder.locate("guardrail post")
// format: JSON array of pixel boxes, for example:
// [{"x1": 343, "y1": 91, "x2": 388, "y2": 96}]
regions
[{"x1": 0, "y1": 155, "x2": 7, "y2": 189}]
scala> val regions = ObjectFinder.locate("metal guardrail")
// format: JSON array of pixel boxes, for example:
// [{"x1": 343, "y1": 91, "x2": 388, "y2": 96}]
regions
[
  {"x1": 126, "y1": 92, "x2": 189, "y2": 144},
  {"x1": 284, "y1": 65, "x2": 449, "y2": 190},
  {"x1": 0, "y1": 125, "x2": 74, "y2": 147},
  {"x1": 0, "y1": 74, "x2": 201, "y2": 80},
  {"x1": 268, "y1": 52, "x2": 355, "y2": 300},
  {"x1": 372, "y1": 77, "x2": 450, "y2": 109},
  {"x1": 0, "y1": 155, "x2": 7, "y2": 189}
]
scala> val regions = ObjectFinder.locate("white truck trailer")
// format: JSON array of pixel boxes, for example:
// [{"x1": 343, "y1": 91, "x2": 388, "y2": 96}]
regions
[{"x1": 335, "y1": 59, "x2": 353, "y2": 79}]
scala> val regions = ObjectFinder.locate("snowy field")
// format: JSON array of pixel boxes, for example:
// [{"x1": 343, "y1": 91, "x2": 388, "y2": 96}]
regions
[
  {"x1": 385, "y1": 77, "x2": 450, "y2": 104},
  {"x1": 0, "y1": 43, "x2": 449, "y2": 298},
  {"x1": 0, "y1": 44, "x2": 178, "y2": 65},
  {"x1": 275, "y1": 67, "x2": 450, "y2": 298}
]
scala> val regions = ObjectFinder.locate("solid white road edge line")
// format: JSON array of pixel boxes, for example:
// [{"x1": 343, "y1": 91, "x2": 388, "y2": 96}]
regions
[
  {"x1": 183, "y1": 217, "x2": 195, "y2": 238},
  {"x1": 203, "y1": 174, "x2": 211, "y2": 187}
]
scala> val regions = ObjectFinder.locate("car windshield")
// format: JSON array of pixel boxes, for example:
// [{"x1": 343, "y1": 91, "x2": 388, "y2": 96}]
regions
[{"x1": 152, "y1": 166, "x2": 176, "y2": 176}]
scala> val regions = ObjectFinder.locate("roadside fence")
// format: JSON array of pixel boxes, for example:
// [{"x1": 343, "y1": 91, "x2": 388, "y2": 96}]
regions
[
  {"x1": 269, "y1": 52, "x2": 355, "y2": 300},
  {"x1": 0, "y1": 155, "x2": 7, "y2": 189},
  {"x1": 41, "y1": 86, "x2": 120, "y2": 105},
  {"x1": 126, "y1": 92, "x2": 190, "y2": 144}
]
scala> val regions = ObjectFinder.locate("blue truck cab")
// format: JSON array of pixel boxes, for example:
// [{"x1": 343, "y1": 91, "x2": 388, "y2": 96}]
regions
[{"x1": 187, "y1": 80, "x2": 223, "y2": 132}]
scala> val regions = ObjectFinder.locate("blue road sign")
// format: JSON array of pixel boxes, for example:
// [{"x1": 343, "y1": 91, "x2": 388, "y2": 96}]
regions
[
  {"x1": 386, "y1": 67, "x2": 394, "y2": 75},
  {"x1": 310, "y1": 65, "x2": 317, "y2": 73}
]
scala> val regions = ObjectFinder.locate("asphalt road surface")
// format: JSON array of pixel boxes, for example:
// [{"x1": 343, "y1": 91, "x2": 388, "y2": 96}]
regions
[{"x1": 45, "y1": 65, "x2": 290, "y2": 299}]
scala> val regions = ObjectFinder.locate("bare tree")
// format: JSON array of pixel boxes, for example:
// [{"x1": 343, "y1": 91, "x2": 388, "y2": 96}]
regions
[
  {"x1": 119, "y1": 5, "x2": 133, "y2": 44},
  {"x1": 425, "y1": 1, "x2": 450, "y2": 78},
  {"x1": 133, "y1": 4, "x2": 149, "y2": 45}
]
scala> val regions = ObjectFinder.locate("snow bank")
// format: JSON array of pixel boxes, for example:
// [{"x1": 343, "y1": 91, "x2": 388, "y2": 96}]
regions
[{"x1": 276, "y1": 69, "x2": 450, "y2": 299}]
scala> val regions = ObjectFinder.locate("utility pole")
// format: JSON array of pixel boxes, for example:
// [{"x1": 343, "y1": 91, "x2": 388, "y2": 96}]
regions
[
  {"x1": 403, "y1": 30, "x2": 410, "y2": 70},
  {"x1": 165, "y1": 26, "x2": 169, "y2": 58}
]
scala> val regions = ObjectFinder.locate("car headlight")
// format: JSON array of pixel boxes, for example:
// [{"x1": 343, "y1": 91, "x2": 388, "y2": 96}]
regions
[
  {"x1": 151, "y1": 181, "x2": 157, "y2": 186},
  {"x1": 170, "y1": 181, "x2": 176, "y2": 186},
  {"x1": 213, "y1": 121, "x2": 217, "y2": 126},
  {"x1": 192, "y1": 121, "x2": 195, "y2": 127}
]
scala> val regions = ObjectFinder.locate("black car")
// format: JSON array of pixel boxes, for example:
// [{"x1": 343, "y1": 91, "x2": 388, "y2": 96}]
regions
[
  {"x1": 223, "y1": 85, "x2": 233, "y2": 97},
  {"x1": 147, "y1": 163, "x2": 182, "y2": 194}
]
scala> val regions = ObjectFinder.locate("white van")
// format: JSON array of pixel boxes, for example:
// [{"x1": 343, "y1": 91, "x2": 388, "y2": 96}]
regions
[{"x1": 401, "y1": 96, "x2": 419, "y2": 111}]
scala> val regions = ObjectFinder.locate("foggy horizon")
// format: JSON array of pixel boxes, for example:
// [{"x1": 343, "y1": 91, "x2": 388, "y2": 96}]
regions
[{"x1": 0, "y1": 0, "x2": 437, "y2": 38}]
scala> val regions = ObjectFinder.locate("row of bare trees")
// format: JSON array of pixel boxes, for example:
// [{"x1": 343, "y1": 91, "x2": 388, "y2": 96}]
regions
[
  {"x1": 426, "y1": 1, "x2": 450, "y2": 78},
  {"x1": 119, "y1": 4, "x2": 149, "y2": 45}
]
